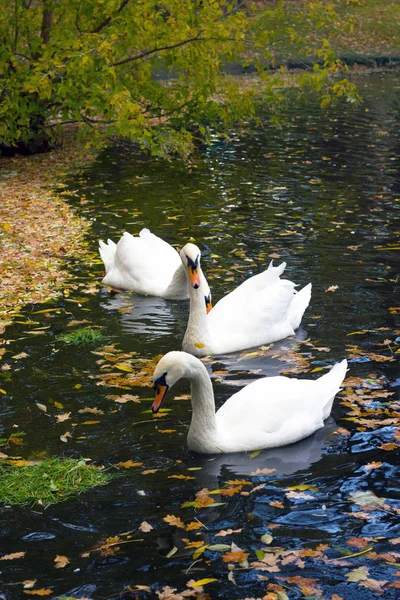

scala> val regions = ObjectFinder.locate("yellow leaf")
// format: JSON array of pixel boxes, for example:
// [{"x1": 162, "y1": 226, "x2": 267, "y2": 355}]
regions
[
  {"x1": 193, "y1": 544, "x2": 209, "y2": 560},
  {"x1": 81, "y1": 420, "x2": 101, "y2": 425},
  {"x1": 194, "y1": 342, "x2": 205, "y2": 349},
  {"x1": 188, "y1": 578, "x2": 217, "y2": 587},
  {"x1": 115, "y1": 460, "x2": 143, "y2": 468},
  {"x1": 115, "y1": 364, "x2": 134, "y2": 373},
  {"x1": 23, "y1": 589, "x2": 53, "y2": 596},
  {"x1": 0, "y1": 388, "x2": 7, "y2": 395}
]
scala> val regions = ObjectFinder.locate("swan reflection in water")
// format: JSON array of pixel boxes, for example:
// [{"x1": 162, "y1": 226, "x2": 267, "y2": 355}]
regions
[
  {"x1": 157, "y1": 420, "x2": 338, "y2": 558},
  {"x1": 188, "y1": 418, "x2": 338, "y2": 487},
  {"x1": 100, "y1": 289, "x2": 187, "y2": 340}
]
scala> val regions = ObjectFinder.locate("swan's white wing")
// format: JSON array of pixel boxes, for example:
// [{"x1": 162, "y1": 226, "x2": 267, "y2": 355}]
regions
[
  {"x1": 215, "y1": 365, "x2": 346, "y2": 451},
  {"x1": 138, "y1": 229, "x2": 181, "y2": 267},
  {"x1": 207, "y1": 280, "x2": 296, "y2": 353},
  {"x1": 102, "y1": 230, "x2": 183, "y2": 296},
  {"x1": 213, "y1": 262, "x2": 287, "y2": 314}
]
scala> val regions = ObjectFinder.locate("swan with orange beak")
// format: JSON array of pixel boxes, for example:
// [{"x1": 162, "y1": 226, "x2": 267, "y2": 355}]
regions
[{"x1": 179, "y1": 243, "x2": 312, "y2": 358}]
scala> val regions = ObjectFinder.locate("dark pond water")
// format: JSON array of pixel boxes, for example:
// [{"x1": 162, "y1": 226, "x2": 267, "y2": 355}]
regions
[{"x1": 1, "y1": 72, "x2": 399, "y2": 599}]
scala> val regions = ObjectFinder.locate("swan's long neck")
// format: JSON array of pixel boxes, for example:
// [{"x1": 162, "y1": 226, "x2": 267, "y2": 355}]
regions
[
  {"x1": 184, "y1": 356, "x2": 219, "y2": 452},
  {"x1": 183, "y1": 267, "x2": 212, "y2": 355},
  {"x1": 165, "y1": 264, "x2": 187, "y2": 298}
]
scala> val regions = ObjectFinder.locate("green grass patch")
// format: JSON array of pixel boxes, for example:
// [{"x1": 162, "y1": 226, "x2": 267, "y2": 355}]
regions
[
  {"x1": 57, "y1": 327, "x2": 105, "y2": 345},
  {"x1": 0, "y1": 458, "x2": 114, "y2": 507}
]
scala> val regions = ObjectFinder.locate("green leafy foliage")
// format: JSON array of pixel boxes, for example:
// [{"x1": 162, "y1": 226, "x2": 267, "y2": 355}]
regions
[{"x1": 0, "y1": 0, "x2": 359, "y2": 157}]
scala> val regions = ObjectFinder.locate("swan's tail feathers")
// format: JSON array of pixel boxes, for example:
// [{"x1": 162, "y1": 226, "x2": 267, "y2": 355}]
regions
[
  {"x1": 268, "y1": 260, "x2": 286, "y2": 276},
  {"x1": 98, "y1": 239, "x2": 116, "y2": 274},
  {"x1": 319, "y1": 359, "x2": 348, "y2": 419},
  {"x1": 288, "y1": 282, "x2": 312, "y2": 330}
]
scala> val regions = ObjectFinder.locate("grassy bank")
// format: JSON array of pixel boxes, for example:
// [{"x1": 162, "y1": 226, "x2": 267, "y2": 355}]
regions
[{"x1": 260, "y1": 0, "x2": 400, "y2": 67}]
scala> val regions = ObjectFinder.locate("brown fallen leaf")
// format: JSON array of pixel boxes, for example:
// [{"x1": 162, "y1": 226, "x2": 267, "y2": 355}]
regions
[
  {"x1": 347, "y1": 537, "x2": 369, "y2": 548},
  {"x1": 106, "y1": 393, "x2": 140, "y2": 403},
  {"x1": 0, "y1": 551, "x2": 26, "y2": 560},
  {"x1": 60, "y1": 431, "x2": 72, "y2": 443},
  {"x1": 56, "y1": 412, "x2": 71, "y2": 423},
  {"x1": 163, "y1": 515, "x2": 186, "y2": 529},
  {"x1": 325, "y1": 285, "x2": 339, "y2": 293},
  {"x1": 138, "y1": 521, "x2": 153, "y2": 532},
  {"x1": 215, "y1": 528, "x2": 243, "y2": 537},
  {"x1": 54, "y1": 555, "x2": 69, "y2": 569},
  {"x1": 222, "y1": 549, "x2": 249, "y2": 563},
  {"x1": 364, "y1": 461, "x2": 383, "y2": 471},
  {"x1": 249, "y1": 467, "x2": 276, "y2": 476}
]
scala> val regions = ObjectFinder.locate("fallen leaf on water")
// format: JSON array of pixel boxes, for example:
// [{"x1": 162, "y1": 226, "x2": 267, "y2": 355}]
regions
[
  {"x1": 347, "y1": 537, "x2": 369, "y2": 548},
  {"x1": 0, "y1": 551, "x2": 26, "y2": 560},
  {"x1": 106, "y1": 394, "x2": 140, "y2": 403},
  {"x1": 216, "y1": 528, "x2": 243, "y2": 537},
  {"x1": 270, "y1": 501, "x2": 284, "y2": 508},
  {"x1": 360, "y1": 579, "x2": 388, "y2": 593},
  {"x1": 138, "y1": 521, "x2": 153, "y2": 532},
  {"x1": 346, "y1": 566, "x2": 369, "y2": 582},
  {"x1": 222, "y1": 549, "x2": 249, "y2": 563},
  {"x1": 168, "y1": 474, "x2": 195, "y2": 481},
  {"x1": 23, "y1": 589, "x2": 53, "y2": 596},
  {"x1": 185, "y1": 521, "x2": 203, "y2": 531},
  {"x1": 12, "y1": 352, "x2": 29, "y2": 360},
  {"x1": 188, "y1": 578, "x2": 217, "y2": 587},
  {"x1": 249, "y1": 467, "x2": 276, "y2": 476},
  {"x1": 325, "y1": 285, "x2": 339, "y2": 293},
  {"x1": 22, "y1": 581, "x2": 37, "y2": 589},
  {"x1": 56, "y1": 412, "x2": 71, "y2": 423},
  {"x1": 364, "y1": 461, "x2": 382, "y2": 471},
  {"x1": 78, "y1": 407, "x2": 104, "y2": 415},
  {"x1": 54, "y1": 555, "x2": 69, "y2": 569},
  {"x1": 163, "y1": 515, "x2": 186, "y2": 529},
  {"x1": 60, "y1": 431, "x2": 72, "y2": 443},
  {"x1": 115, "y1": 363, "x2": 134, "y2": 373},
  {"x1": 115, "y1": 460, "x2": 143, "y2": 468}
]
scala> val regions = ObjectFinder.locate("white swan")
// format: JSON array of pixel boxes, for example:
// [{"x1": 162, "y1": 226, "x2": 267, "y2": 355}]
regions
[
  {"x1": 98, "y1": 229, "x2": 190, "y2": 300},
  {"x1": 152, "y1": 351, "x2": 348, "y2": 454},
  {"x1": 180, "y1": 243, "x2": 312, "y2": 357}
]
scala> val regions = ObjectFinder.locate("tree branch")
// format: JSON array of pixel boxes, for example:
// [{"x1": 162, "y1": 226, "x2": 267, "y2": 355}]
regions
[
  {"x1": 91, "y1": 0, "x2": 130, "y2": 34},
  {"x1": 112, "y1": 34, "x2": 207, "y2": 67},
  {"x1": 41, "y1": 2, "x2": 54, "y2": 45}
]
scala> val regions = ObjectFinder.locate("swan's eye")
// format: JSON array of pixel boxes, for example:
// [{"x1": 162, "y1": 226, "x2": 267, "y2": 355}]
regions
[{"x1": 186, "y1": 255, "x2": 199, "y2": 270}]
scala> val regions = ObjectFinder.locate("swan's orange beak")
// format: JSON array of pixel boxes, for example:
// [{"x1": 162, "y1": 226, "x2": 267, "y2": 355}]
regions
[
  {"x1": 205, "y1": 296, "x2": 212, "y2": 313},
  {"x1": 152, "y1": 384, "x2": 168, "y2": 413},
  {"x1": 189, "y1": 267, "x2": 201, "y2": 289}
]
